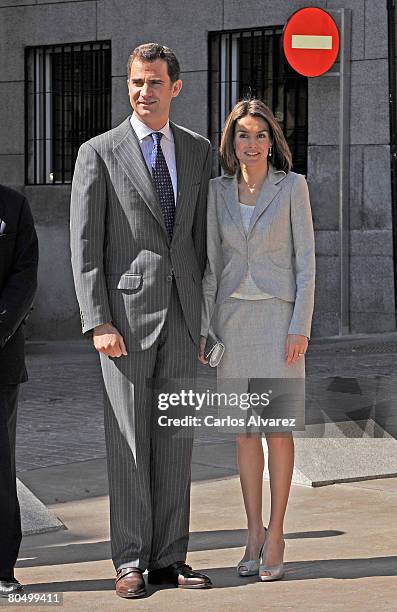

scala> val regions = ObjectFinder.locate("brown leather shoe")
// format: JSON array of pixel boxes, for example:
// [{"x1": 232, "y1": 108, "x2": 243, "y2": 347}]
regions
[
  {"x1": 148, "y1": 562, "x2": 212, "y2": 589},
  {"x1": 115, "y1": 567, "x2": 147, "y2": 598}
]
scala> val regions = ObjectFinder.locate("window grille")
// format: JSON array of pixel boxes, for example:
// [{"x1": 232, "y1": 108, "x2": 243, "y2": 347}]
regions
[
  {"x1": 209, "y1": 28, "x2": 308, "y2": 174},
  {"x1": 25, "y1": 41, "x2": 111, "y2": 184}
]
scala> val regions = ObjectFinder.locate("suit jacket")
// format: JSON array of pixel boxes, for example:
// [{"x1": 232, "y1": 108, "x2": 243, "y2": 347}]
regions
[
  {"x1": 70, "y1": 116, "x2": 212, "y2": 351},
  {"x1": 0, "y1": 185, "x2": 38, "y2": 385},
  {"x1": 201, "y1": 163, "x2": 315, "y2": 339}
]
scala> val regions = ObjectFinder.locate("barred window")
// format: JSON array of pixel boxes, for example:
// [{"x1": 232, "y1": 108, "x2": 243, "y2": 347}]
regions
[
  {"x1": 25, "y1": 41, "x2": 111, "y2": 185},
  {"x1": 209, "y1": 28, "x2": 308, "y2": 174}
]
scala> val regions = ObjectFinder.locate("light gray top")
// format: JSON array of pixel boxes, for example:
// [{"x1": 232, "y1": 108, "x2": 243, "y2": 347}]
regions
[{"x1": 230, "y1": 202, "x2": 274, "y2": 300}]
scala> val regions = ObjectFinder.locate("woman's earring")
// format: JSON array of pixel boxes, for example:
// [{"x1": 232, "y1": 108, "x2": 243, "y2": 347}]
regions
[{"x1": 268, "y1": 147, "x2": 272, "y2": 158}]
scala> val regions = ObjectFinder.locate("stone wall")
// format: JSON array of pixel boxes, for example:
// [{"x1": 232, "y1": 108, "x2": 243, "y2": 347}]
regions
[{"x1": 0, "y1": 0, "x2": 394, "y2": 338}]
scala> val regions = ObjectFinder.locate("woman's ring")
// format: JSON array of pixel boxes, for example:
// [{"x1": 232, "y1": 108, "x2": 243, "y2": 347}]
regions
[{"x1": 298, "y1": 352, "x2": 305, "y2": 356}]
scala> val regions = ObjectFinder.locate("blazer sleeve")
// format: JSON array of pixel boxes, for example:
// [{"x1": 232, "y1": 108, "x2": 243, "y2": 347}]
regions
[
  {"x1": 0, "y1": 197, "x2": 38, "y2": 348},
  {"x1": 201, "y1": 180, "x2": 222, "y2": 338},
  {"x1": 192, "y1": 141, "x2": 212, "y2": 276},
  {"x1": 70, "y1": 142, "x2": 112, "y2": 334},
  {"x1": 287, "y1": 174, "x2": 316, "y2": 338}
]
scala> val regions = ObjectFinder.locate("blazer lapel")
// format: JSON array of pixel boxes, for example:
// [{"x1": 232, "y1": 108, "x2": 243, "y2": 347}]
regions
[
  {"x1": 171, "y1": 123, "x2": 196, "y2": 241},
  {"x1": 222, "y1": 175, "x2": 246, "y2": 239},
  {"x1": 112, "y1": 117, "x2": 168, "y2": 238},
  {"x1": 247, "y1": 163, "x2": 286, "y2": 236}
]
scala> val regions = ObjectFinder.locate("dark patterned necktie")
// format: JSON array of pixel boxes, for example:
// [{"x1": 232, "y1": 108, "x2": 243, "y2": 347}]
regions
[{"x1": 150, "y1": 132, "x2": 175, "y2": 239}]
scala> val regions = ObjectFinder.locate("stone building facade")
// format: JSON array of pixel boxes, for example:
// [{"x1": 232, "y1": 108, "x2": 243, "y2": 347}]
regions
[{"x1": 0, "y1": 0, "x2": 395, "y2": 338}]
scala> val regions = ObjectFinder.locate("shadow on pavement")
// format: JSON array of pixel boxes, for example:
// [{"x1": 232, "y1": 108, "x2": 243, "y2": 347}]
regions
[
  {"x1": 17, "y1": 529, "x2": 345, "y2": 568},
  {"x1": 21, "y1": 555, "x2": 397, "y2": 594}
]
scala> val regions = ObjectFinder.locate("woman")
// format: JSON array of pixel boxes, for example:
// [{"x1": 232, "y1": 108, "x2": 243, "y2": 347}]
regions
[{"x1": 199, "y1": 99, "x2": 315, "y2": 581}]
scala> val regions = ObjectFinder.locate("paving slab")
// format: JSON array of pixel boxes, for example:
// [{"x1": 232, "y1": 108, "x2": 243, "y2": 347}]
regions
[
  {"x1": 17, "y1": 479, "x2": 64, "y2": 536},
  {"x1": 265, "y1": 420, "x2": 397, "y2": 486}
]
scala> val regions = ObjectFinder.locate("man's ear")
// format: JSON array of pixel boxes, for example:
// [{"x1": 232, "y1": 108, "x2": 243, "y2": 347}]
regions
[{"x1": 172, "y1": 79, "x2": 183, "y2": 98}]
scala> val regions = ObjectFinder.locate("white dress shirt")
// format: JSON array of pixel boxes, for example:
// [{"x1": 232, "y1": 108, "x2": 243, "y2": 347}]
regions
[{"x1": 130, "y1": 112, "x2": 178, "y2": 203}]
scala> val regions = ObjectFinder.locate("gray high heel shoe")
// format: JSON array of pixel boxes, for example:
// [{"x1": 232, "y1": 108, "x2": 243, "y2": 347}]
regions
[
  {"x1": 259, "y1": 536, "x2": 285, "y2": 582},
  {"x1": 237, "y1": 527, "x2": 267, "y2": 577}
]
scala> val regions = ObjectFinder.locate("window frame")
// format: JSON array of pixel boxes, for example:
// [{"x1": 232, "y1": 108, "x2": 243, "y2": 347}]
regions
[
  {"x1": 24, "y1": 40, "x2": 111, "y2": 186},
  {"x1": 208, "y1": 26, "x2": 308, "y2": 175}
]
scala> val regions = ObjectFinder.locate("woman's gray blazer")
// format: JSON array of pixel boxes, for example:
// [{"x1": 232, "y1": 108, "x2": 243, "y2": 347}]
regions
[{"x1": 201, "y1": 162, "x2": 316, "y2": 339}]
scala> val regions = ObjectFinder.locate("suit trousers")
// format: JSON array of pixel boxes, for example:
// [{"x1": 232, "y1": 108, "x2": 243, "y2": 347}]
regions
[
  {"x1": 0, "y1": 384, "x2": 21, "y2": 578},
  {"x1": 100, "y1": 279, "x2": 197, "y2": 571}
]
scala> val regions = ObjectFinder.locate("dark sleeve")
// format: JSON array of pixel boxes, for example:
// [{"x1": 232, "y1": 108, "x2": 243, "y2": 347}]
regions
[
  {"x1": 192, "y1": 141, "x2": 212, "y2": 276},
  {"x1": 0, "y1": 197, "x2": 39, "y2": 347}
]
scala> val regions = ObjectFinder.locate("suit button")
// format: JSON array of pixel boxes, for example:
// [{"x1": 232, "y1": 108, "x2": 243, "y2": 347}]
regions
[{"x1": 167, "y1": 275, "x2": 173, "y2": 282}]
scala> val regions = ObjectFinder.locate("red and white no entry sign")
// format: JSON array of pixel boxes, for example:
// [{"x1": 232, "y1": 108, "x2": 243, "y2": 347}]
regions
[{"x1": 283, "y1": 7, "x2": 340, "y2": 77}]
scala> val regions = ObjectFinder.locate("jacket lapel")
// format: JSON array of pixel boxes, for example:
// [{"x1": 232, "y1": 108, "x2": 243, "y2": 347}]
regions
[
  {"x1": 247, "y1": 163, "x2": 286, "y2": 236},
  {"x1": 112, "y1": 117, "x2": 168, "y2": 238},
  {"x1": 171, "y1": 123, "x2": 196, "y2": 241},
  {"x1": 222, "y1": 175, "x2": 246, "y2": 239},
  {"x1": 221, "y1": 163, "x2": 286, "y2": 239}
]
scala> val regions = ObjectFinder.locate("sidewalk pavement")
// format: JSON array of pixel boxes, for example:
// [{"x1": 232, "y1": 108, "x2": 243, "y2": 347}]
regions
[{"x1": 7, "y1": 333, "x2": 397, "y2": 610}]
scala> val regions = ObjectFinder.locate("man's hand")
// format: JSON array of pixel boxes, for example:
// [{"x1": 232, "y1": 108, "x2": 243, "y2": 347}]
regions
[
  {"x1": 285, "y1": 334, "x2": 308, "y2": 365},
  {"x1": 93, "y1": 322, "x2": 128, "y2": 358},
  {"x1": 198, "y1": 335, "x2": 209, "y2": 365}
]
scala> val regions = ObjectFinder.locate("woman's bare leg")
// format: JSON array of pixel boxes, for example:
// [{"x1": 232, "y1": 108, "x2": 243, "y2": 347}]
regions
[
  {"x1": 237, "y1": 433, "x2": 266, "y2": 559},
  {"x1": 261, "y1": 432, "x2": 294, "y2": 573}
]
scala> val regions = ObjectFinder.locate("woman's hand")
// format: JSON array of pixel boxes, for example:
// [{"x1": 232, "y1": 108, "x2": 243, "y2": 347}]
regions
[
  {"x1": 285, "y1": 334, "x2": 308, "y2": 365},
  {"x1": 198, "y1": 335, "x2": 209, "y2": 365}
]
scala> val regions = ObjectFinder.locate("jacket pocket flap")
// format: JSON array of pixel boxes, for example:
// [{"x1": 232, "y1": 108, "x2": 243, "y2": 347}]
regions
[
  {"x1": 107, "y1": 273, "x2": 143, "y2": 290},
  {"x1": 117, "y1": 273, "x2": 142, "y2": 290}
]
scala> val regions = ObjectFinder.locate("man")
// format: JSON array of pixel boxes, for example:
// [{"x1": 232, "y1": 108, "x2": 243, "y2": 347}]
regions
[
  {"x1": 70, "y1": 43, "x2": 212, "y2": 598},
  {"x1": 0, "y1": 185, "x2": 38, "y2": 597}
]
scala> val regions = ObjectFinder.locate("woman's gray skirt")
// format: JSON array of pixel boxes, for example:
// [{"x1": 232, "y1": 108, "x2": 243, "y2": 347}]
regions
[
  {"x1": 211, "y1": 297, "x2": 305, "y2": 434},
  {"x1": 213, "y1": 296, "x2": 305, "y2": 379}
]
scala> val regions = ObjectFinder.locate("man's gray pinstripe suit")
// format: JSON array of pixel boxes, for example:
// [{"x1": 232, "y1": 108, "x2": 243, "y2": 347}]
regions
[{"x1": 70, "y1": 116, "x2": 211, "y2": 571}]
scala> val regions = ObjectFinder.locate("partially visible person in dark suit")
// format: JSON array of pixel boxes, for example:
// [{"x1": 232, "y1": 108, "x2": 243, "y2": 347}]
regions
[{"x1": 0, "y1": 185, "x2": 38, "y2": 597}]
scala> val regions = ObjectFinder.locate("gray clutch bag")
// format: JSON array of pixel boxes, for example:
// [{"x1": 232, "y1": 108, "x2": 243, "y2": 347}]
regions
[{"x1": 204, "y1": 330, "x2": 225, "y2": 367}]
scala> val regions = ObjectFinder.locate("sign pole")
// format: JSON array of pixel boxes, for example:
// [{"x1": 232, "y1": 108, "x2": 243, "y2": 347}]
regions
[
  {"x1": 283, "y1": 6, "x2": 352, "y2": 336},
  {"x1": 338, "y1": 8, "x2": 352, "y2": 335},
  {"x1": 325, "y1": 8, "x2": 352, "y2": 334}
]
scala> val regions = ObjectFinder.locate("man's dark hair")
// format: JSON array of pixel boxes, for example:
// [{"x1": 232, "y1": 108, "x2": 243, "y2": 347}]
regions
[{"x1": 127, "y1": 43, "x2": 180, "y2": 82}]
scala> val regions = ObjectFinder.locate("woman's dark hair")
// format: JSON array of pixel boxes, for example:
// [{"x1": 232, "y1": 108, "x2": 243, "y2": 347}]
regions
[{"x1": 219, "y1": 99, "x2": 292, "y2": 174}]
